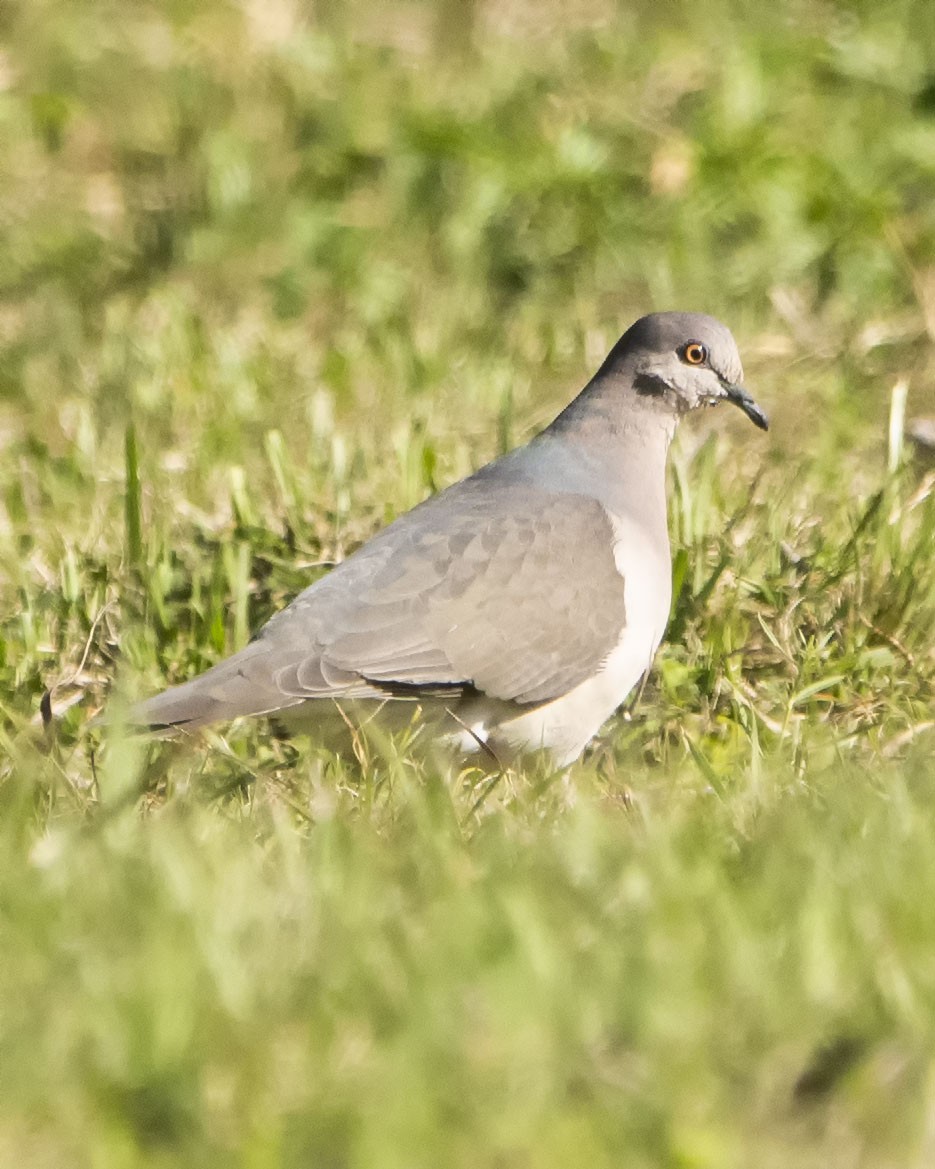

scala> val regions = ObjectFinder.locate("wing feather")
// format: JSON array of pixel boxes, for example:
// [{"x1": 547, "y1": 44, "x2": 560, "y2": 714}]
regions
[
  {"x1": 260, "y1": 481, "x2": 628, "y2": 705},
  {"x1": 132, "y1": 477, "x2": 630, "y2": 728}
]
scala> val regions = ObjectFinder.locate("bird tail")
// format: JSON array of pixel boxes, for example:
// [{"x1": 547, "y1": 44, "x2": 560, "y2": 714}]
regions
[{"x1": 128, "y1": 642, "x2": 302, "y2": 730}]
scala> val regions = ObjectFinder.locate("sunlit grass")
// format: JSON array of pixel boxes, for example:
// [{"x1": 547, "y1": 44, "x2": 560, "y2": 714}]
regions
[{"x1": 2, "y1": 0, "x2": 935, "y2": 1164}]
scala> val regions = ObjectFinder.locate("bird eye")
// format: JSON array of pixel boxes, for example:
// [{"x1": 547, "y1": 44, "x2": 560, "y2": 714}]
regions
[{"x1": 683, "y1": 342, "x2": 707, "y2": 366}]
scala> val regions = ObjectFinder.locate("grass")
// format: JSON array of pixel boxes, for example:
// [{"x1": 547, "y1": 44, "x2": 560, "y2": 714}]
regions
[{"x1": 3, "y1": 0, "x2": 935, "y2": 1163}]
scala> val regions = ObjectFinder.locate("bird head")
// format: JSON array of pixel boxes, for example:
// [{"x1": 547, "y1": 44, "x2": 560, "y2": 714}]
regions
[{"x1": 608, "y1": 311, "x2": 769, "y2": 430}]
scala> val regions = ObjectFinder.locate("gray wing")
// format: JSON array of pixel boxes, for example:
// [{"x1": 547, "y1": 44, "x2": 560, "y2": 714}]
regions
[{"x1": 132, "y1": 480, "x2": 628, "y2": 729}]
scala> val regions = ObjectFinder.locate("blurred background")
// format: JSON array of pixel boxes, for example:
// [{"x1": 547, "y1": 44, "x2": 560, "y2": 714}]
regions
[
  {"x1": 4, "y1": 0, "x2": 935, "y2": 483},
  {"x1": 5, "y1": 5, "x2": 935, "y2": 1165}
]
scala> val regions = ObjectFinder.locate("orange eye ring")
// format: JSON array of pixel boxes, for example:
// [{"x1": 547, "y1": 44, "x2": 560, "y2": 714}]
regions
[{"x1": 683, "y1": 342, "x2": 707, "y2": 366}]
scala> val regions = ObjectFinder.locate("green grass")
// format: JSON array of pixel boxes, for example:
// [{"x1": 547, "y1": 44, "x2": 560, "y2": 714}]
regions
[{"x1": 3, "y1": 0, "x2": 935, "y2": 1164}]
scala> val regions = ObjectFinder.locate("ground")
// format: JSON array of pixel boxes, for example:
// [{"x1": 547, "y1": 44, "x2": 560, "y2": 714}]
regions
[{"x1": 2, "y1": 1, "x2": 935, "y2": 1165}]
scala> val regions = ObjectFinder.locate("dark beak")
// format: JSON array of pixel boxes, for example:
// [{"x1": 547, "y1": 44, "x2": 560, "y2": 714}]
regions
[{"x1": 723, "y1": 382, "x2": 769, "y2": 431}]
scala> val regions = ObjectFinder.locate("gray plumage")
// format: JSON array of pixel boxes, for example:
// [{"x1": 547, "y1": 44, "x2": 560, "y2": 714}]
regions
[{"x1": 130, "y1": 311, "x2": 767, "y2": 765}]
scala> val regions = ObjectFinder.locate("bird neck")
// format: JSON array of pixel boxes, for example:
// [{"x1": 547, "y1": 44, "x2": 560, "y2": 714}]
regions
[{"x1": 538, "y1": 369, "x2": 677, "y2": 522}]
